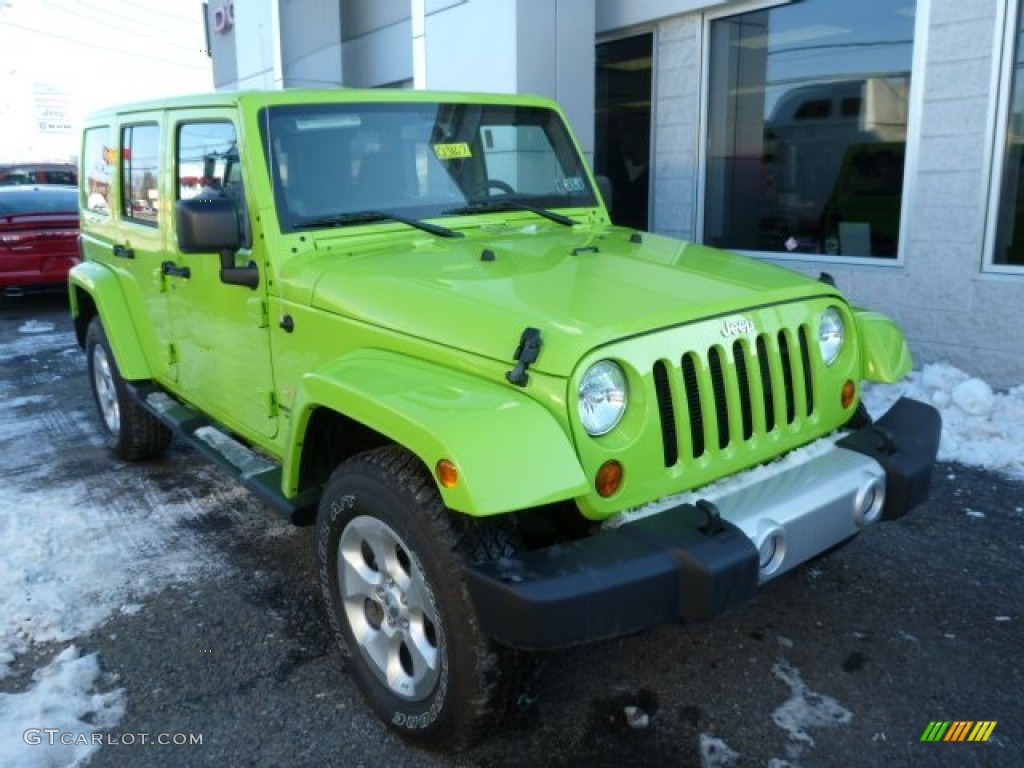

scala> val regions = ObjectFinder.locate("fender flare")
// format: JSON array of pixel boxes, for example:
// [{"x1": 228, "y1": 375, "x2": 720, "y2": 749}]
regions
[
  {"x1": 69, "y1": 262, "x2": 152, "y2": 380},
  {"x1": 853, "y1": 308, "x2": 913, "y2": 383},
  {"x1": 286, "y1": 349, "x2": 589, "y2": 516}
]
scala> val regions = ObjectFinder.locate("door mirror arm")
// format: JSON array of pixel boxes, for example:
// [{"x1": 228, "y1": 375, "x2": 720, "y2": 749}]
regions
[{"x1": 219, "y1": 249, "x2": 260, "y2": 289}]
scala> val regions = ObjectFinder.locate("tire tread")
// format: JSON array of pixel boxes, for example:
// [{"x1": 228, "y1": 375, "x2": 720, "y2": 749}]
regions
[
  {"x1": 86, "y1": 318, "x2": 171, "y2": 461},
  {"x1": 321, "y1": 444, "x2": 525, "y2": 751}
]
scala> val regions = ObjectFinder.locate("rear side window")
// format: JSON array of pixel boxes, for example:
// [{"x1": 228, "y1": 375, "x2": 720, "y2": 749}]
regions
[
  {"x1": 82, "y1": 127, "x2": 113, "y2": 215},
  {"x1": 121, "y1": 124, "x2": 160, "y2": 226}
]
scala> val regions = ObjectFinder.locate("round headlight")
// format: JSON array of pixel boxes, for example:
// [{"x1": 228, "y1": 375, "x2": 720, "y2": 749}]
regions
[
  {"x1": 818, "y1": 307, "x2": 845, "y2": 365},
  {"x1": 578, "y1": 360, "x2": 628, "y2": 436}
]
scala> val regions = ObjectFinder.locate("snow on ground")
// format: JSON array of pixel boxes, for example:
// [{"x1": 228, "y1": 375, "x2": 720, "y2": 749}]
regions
[
  {"x1": 16, "y1": 320, "x2": 55, "y2": 335},
  {"x1": 697, "y1": 654, "x2": 856, "y2": 767},
  {"x1": 863, "y1": 362, "x2": 1024, "y2": 481},
  {"x1": 700, "y1": 733, "x2": 741, "y2": 767},
  {"x1": 0, "y1": 647, "x2": 125, "y2": 768},
  {"x1": 0, "y1": 323, "x2": 289, "y2": 767},
  {"x1": 770, "y1": 660, "x2": 852, "y2": 749}
]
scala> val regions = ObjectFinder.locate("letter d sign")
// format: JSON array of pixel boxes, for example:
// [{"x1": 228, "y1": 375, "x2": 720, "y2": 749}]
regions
[{"x1": 213, "y1": 1, "x2": 234, "y2": 33}]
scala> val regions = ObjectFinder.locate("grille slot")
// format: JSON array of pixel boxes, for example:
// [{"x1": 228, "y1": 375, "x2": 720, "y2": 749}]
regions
[
  {"x1": 779, "y1": 330, "x2": 796, "y2": 424},
  {"x1": 654, "y1": 322, "x2": 816, "y2": 467},
  {"x1": 733, "y1": 340, "x2": 754, "y2": 440},
  {"x1": 757, "y1": 335, "x2": 776, "y2": 433},
  {"x1": 708, "y1": 347, "x2": 730, "y2": 449},
  {"x1": 798, "y1": 326, "x2": 815, "y2": 416},
  {"x1": 681, "y1": 353, "x2": 705, "y2": 458},
  {"x1": 652, "y1": 361, "x2": 678, "y2": 467}
]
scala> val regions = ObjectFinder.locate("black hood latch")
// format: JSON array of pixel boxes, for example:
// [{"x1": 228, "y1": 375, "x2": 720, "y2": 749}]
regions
[{"x1": 506, "y1": 327, "x2": 542, "y2": 387}]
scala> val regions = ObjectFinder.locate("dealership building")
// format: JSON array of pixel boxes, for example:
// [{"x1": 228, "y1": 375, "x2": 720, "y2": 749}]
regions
[{"x1": 206, "y1": 0, "x2": 1024, "y2": 388}]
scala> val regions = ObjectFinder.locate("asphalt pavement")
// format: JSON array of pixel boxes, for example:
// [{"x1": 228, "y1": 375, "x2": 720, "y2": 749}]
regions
[{"x1": 1, "y1": 292, "x2": 1021, "y2": 768}]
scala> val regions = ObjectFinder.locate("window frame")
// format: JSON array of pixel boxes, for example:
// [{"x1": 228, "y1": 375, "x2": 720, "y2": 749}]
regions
[
  {"x1": 594, "y1": 27, "x2": 656, "y2": 231},
  {"x1": 174, "y1": 119, "x2": 251, "y2": 246},
  {"x1": 983, "y1": 0, "x2": 1024, "y2": 275},
  {"x1": 695, "y1": 0, "x2": 929, "y2": 267},
  {"x1": 259, "y1": 102, "x2": 599, "y2": 234},
  {"x1": 81, "y1": 126, "x2": 114, "y2": 216},
  {"x1": 120, "y1": 122, "x2": 161, "y2": 228}
]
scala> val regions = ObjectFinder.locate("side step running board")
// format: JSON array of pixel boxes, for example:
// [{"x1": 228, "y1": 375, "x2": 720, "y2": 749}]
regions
[{"x1": 127, "y1": 382, "x2": 318, "y2": 524}]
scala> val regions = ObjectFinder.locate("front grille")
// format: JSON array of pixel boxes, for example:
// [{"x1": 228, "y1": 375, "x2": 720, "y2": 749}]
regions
[{"x1": 653, "y1": 324, "x2": 816, "y2": 466}]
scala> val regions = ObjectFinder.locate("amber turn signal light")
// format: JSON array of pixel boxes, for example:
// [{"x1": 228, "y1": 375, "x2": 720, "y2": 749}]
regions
[
  {"x1": 841, "y1": 380, "x2": 856, "y2": 409},
  {"x1": 436, "y1": 459, "x2": 459, "y2": 488},
  {"x1": 595, "y1": 460, "x2": 624, "y2": 498}
]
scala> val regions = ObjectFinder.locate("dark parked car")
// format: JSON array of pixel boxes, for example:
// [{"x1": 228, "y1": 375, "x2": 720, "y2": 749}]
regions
[
  {"x1": 0, "y1": 162, "x2": 78, "y2": 187},
  {"x1": 0, "y1": 185, "x2": 80, "y2": 294}
]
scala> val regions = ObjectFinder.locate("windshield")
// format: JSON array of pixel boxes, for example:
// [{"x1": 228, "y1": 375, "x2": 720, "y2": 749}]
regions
[{"x1": 260, "y1": 102, "x2": 598, "y2": 232}]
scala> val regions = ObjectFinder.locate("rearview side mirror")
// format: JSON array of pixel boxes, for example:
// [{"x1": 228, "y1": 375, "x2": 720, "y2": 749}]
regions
[{"x1": 176, "y1": 197, "x2": 242, "y2": 253}]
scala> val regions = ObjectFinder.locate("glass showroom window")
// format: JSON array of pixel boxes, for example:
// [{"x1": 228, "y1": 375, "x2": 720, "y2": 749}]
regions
[
  {"x1": 704, "y1": 0, "x2": 917, "y2": 259},
  {"x1": 991, "y1": 0, "x2": 1024, "y2": 268}
]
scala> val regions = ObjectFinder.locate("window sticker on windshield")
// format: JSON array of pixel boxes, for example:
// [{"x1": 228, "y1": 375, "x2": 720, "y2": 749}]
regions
[
  {"x1": 433, "y1": 142, "x2": 472, "y2": 160},
  {"x1": 556, "y1": 176, "x2": 586, "y2": 193}
]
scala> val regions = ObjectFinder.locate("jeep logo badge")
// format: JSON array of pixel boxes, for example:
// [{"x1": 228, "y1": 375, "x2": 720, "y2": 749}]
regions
[{"x1": 721, "y1": 317, "x2": 756, "y2": 337}]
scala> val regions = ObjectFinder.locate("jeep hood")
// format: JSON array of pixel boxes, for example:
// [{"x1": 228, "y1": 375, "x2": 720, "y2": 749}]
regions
[{"x1": 304, "y1": 227, "x2": 837, "y2": 377}]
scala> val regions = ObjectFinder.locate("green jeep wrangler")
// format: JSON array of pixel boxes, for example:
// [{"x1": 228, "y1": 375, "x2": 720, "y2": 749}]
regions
[{"x1": 70, "y1": 89, "x2": 940, "y2": 750}]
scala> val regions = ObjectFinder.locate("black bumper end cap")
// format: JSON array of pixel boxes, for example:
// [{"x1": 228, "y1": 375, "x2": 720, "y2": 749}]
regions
[{"x1": 838, "y1": 396, "x2": 941, "y2": 520}]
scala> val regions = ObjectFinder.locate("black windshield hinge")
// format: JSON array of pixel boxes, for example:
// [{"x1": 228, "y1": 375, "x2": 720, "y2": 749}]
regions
[{"x1": 506, "y1": 327, "x2": 542, "y2": 387}]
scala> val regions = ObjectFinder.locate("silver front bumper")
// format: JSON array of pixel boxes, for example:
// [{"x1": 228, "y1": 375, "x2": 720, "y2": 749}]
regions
[
  {"x1": 703, "y1": 447, "x2": 885, "y2": 581},
  {"x1": 615, "y1": 439, "x2": 887, "y2": 583}
]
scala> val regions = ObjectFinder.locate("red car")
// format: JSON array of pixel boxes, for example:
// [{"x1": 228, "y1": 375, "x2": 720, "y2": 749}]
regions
[{"x1": 0, "y1": 185, "x2": 81, "y2": 294}]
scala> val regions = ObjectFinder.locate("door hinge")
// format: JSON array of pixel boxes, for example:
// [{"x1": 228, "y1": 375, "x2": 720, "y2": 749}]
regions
[
  {"x1": 166, "y1": 343, "x2": 179, "y2": 380},
  {"x1": 247, "y1": 298, "x2": 269, "y2": 328},
  {"x1": 266, "y1": 390, "x2": 278, "y2": 419}
]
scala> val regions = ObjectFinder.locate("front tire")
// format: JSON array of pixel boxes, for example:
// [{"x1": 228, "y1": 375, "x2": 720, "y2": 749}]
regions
[
  {"x1": 316, "y1": 445, "x2": 506, "y2": 751},
  {"x1": 85, "y1": 317, "x2": 171, "y2": 461}
]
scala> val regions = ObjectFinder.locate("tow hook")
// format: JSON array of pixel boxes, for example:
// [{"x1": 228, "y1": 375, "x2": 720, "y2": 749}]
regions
[{"x1": 696, "y1": 499, "x2": 723, "y2": 535}]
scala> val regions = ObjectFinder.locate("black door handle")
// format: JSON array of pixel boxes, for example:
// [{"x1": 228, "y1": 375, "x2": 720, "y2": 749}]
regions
[
  {"x1": 113, "y1": 244, "x2": 135, "y2": 259},
  {"x1": 161, "y1": 261, "x2": 191, "y2": 278}
]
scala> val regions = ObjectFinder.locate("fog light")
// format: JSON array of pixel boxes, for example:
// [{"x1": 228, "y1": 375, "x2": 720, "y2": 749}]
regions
[
  {"x1": 436, "y1": 459, "x2": 459, "y2": 488},
  {"x1": 595, "y1": 460, "x2": 623, "y2": 497}
]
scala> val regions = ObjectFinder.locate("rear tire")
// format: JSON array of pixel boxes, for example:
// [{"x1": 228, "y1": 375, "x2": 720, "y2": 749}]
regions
[
  {"x1": 85, "y1": 317, "x2": 171, "y2": 461},
  {"x1": 316, "y1": 445, "x2": 513, "y2": 751}
]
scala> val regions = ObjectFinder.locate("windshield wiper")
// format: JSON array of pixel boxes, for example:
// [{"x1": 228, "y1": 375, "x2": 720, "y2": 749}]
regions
[
  {"x1": 294, "y1": 210, "x2": 463, "y2": 238},
  {"x1": 443, "y1": 200, "x2": 577, "y2": 227}
]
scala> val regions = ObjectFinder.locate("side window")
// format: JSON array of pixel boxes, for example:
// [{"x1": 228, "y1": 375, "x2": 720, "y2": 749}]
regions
[
  {"x1": 121, "y1": 124, "x2": 160, "y2": 226},
  {"x1": 177, "y1": 121, "x2": 249, "y2": 246},
  {"x1": 82, "y1": 128, "x2": 113, "y2": 214}
]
